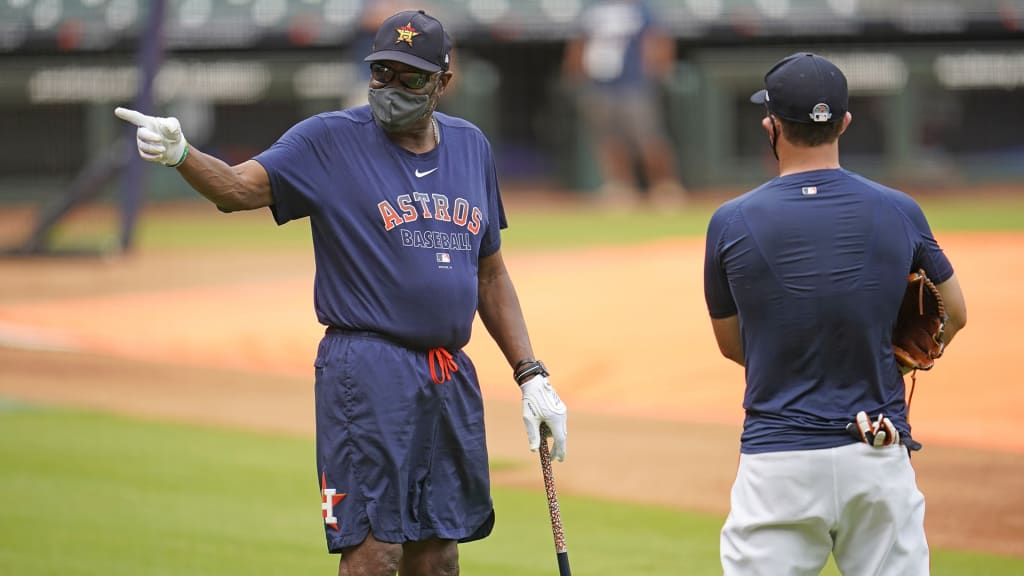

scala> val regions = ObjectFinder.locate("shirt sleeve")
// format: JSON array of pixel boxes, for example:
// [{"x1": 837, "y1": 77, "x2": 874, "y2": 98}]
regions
[
  {"x1": 896, "y1": 194, "x2": 955, "y2": 284},
  {"x1": 704, "y1": 204, "x2": 739, "y2": 319},
  {"x1": 478, "y1": 141, "x2": 506, "y2": 258},
  {"x1": 252, "y1": 116, "x2": 333, "y2": 225}
]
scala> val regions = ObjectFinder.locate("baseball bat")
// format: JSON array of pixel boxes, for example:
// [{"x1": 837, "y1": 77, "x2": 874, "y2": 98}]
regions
[{"x1": 538, "y1": 422, "x2": 571, "y2": 576}]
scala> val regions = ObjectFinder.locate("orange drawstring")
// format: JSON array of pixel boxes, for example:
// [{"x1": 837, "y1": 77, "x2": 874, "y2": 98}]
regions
[{"x1": 428, "y1": 348, "x2": 458, "y2": 384}]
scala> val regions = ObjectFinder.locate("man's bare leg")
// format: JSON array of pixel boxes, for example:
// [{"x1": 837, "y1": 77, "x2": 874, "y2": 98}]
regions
[
  {"x1": 399, "y1": 538, "x2": 459, "y2": 576},
  {"x1": 338, "y1": 532, "x2": 403, "y2": 576}
]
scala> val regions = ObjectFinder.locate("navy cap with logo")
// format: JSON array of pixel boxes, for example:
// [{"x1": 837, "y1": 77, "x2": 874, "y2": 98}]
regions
[
  {"x1": 364, "y1": 10, "x2": 452, "y2": 73},
  {"x1": 750, "y1": 53, "x2": 848, "y2": 124}
]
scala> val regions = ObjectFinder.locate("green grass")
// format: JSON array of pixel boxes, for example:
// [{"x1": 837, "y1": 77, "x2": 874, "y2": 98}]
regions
[
  {"x1": 918, "y1": 195, "x2": 1024, "y2": 232},
  {"x1": 499, "y1": 194, "x2": 1024, "y2": 249},
  {"x1": 1, "y1": 406, "x2": 1021, "y2": 575},
  {"x1": 501, "y1": 207, "x2": 714, "y2": 249},
  {"x1": 137, "y1": 210, "x2": 314, "y2": 251},
  {"x1": 39, "y1": 191, "x2": 1024, "y2": 254}
]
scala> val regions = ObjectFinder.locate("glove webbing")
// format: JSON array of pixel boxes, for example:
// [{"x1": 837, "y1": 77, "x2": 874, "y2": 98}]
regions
[
  {"x1": 914, "y1": 271, "x2": 946, "y2": 318},
  {"x1": 906, "y1": 270, "x2": 945, "y2": 417},
  {"x1": 913, "y1": 271, "x2": 948, "y2": 357}
]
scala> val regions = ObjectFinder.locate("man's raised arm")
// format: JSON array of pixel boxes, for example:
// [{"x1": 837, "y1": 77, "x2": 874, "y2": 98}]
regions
[{"x1": 114, "y1": 107, "x2": 272, "y2": 212}]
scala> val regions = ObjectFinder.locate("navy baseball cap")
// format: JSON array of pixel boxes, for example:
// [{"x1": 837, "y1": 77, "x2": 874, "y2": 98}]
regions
[
  {"x1": 364, "y1": 10, "x2": 452, "y2": 73},
  {"x1": 751, "y1": 53, "x2": 848, "y2": 124}
]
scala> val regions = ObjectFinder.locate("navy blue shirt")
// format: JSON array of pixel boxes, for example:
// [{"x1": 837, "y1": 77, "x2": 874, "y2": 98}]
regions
[
  {"x1": 704, "y1": 169, "x2": 953, "y2": 454},
  {"x1": 254, "y1": 107, "x2": 506, "y2": 350},
  {"x1": 578, "y1": 0, "x2": 656, "y2": 88}
]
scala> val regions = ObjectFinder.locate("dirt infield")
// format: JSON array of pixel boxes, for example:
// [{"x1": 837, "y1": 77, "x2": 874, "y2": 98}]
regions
[{"x1": 0, "y1": 205, "x2": 1022, "y2": 557}]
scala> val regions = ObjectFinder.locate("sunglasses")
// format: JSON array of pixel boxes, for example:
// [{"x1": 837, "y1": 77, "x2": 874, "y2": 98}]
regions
[{"x1": 370, "y1": 63, "x2": 437, "y2": 90}]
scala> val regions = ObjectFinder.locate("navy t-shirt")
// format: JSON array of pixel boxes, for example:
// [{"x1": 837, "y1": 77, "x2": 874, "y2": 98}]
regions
[
  {"x1": 254, "y1": 107, "x2": 506, "y2": 351},
  {"x1": 703, "y1": 168, "x2": 953, "y2": 454},
  {"x1": 578, "y1": 0, "x2": 656, "y2": 87}
]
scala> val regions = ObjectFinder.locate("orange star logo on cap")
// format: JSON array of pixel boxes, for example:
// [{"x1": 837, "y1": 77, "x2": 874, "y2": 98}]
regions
[{"x1": 395, "y1": 23, "x2": 419, "y2": 46}]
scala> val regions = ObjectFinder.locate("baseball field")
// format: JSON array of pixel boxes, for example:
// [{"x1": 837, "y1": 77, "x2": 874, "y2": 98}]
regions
[{"x1": 1, "y1": 189, "x2": 1022, "y2": 575}]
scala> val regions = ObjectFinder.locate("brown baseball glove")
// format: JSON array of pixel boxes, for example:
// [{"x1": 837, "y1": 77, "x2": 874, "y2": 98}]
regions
[{"x1": 892, "y1": 269, "x2": 947, "y2": 371}]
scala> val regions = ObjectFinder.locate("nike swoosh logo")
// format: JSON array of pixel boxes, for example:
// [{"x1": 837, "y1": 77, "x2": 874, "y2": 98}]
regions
[{"x1": 415, "y1": 167, "x2": 439, "y2": 178}]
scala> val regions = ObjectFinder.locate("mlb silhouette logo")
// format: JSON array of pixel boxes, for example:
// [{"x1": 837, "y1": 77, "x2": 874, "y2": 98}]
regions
[
  {"x1": 809, "y1": 103, "x2": 832, "y2": 122},
  {"x1": 801, "y1": 186, "x2": 818, "y2": 196},
  {"x1": 436, "y1": 253, "x2": 451, "y2": 263}
]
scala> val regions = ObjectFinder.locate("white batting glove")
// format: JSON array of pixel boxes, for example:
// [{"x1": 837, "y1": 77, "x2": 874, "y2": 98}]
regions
[
  {"x1": 849, "y1": 411, "x2": 901, "y2": 448},
  {"x1": 114, "y1": 107, "x2": 190, "y2": 167},
  {"x1": 521, "y1": 375, "x2": 567, "y2": 461}
]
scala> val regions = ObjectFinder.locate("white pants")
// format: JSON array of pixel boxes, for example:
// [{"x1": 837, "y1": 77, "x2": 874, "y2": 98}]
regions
[{"x1": 721, "y1": 443, "x2": 928, "y2": 576}]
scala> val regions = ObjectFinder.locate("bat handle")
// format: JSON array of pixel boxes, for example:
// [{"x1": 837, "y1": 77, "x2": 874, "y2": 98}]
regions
[
  {"x1": 557, "y1": 551, "x2": 572, "y2": 576},
  {"x1": 538, "y1": 423, "x2": 571, "y2": 575}
]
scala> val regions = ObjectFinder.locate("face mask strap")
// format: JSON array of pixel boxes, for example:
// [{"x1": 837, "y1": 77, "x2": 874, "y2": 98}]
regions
[{"x1": 766, "y1": 108, "x2": 780, "y2": 161}]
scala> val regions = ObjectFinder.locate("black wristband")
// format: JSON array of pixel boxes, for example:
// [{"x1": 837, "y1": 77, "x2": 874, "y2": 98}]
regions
[
  {"x1": 513, "y1": 358, "x2": 535, "y2": 371},
  {"x1": 514, "y1": 359, "x2": 548, "y2": 386}
]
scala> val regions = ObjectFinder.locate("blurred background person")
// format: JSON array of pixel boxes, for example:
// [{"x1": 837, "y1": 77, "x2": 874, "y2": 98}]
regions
[{"x1": 562, "y1": 0, "x2": 686, "y2": 208}]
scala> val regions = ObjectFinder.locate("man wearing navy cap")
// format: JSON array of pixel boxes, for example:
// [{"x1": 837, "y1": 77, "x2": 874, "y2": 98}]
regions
[
  {"x1": 703, "y1": 53, "x2": 967, "y2": 574},
  {"x1": 114, "y1": 9, "x2": 568, "y2": 575}
]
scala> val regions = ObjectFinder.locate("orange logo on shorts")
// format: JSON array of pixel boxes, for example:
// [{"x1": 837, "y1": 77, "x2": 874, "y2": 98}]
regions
[{"x1": 321, "y1": 471, "x2": 347, "y2": 529}]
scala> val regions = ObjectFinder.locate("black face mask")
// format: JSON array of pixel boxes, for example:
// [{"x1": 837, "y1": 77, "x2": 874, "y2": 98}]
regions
[{"x1": 367, "y1": 87, "x2": 434, "y2": 132}]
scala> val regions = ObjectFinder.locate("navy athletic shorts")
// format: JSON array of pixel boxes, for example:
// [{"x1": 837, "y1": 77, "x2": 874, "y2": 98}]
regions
[{"x1": 314, "y1": 330, "x2": 495, "y2": 553}]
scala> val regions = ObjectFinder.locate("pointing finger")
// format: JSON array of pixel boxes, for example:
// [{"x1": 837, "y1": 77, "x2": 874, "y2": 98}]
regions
[{"x1": 114, "y1": 107, "x2": 150, "y2": 128}]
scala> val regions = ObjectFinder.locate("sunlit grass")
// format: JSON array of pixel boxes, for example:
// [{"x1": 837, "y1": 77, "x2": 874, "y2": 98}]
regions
[{"x1": 1, "y1": 406, "x2": 1021, "y2": 575}]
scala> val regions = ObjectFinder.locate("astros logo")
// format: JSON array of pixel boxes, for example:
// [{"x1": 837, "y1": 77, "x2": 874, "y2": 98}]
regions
[
  {"x1": 395, "y1": 23, "x2": 419, "y2": 46},
  {"x1": 321, "y1": 471, "x2": 346, "y2": 530}
]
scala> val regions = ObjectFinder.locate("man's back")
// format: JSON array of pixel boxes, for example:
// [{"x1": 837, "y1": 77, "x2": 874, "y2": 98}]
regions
[
  {"x1": 704, "y1": 168, "x2": 954, "y2": 453},
  {"x1": 707, "y1": 52, "x2": 963, "y2": 576}
]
